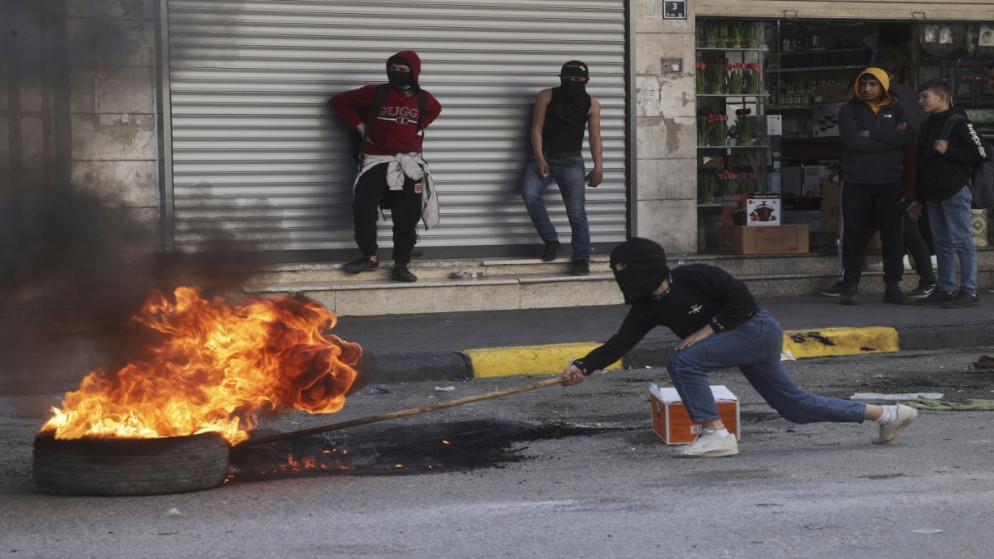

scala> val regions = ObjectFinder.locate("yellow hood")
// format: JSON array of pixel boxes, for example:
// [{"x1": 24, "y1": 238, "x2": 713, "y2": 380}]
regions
[{"x1": 854, "y1": 68, "x2": 891, "y2": 113}]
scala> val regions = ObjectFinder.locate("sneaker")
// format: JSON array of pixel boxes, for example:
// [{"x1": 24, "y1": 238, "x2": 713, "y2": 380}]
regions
[
  {"x1": 914, "y1": 290, "x2": 955, "y2": 306},
  {"x1": 941, "y1": 291, "x2": 978, "y2": 308},
  {"x1": 343, "y1": 256, "x2": 379, "y2": 274},
  {"x1": 839, "y1": 282, "x2": 859, "y2": 305},
  {"x1": 571, "y1": 259, "x2": 590, "y2": 276},
  {"x1": 882, "y1": 282, "x2": 911, "y2": 305},
  {"x1": 391, "y1": 265, "x2": 418, "y2": 282},
  {"x1": 816, "y1": 280, "x2": 845, "y2": 297},
  {"x1": 678, "y1": 430, "x2": 738, "y2": 458},
  {"x1": 540, "y1": 240, "x2": 561, "y2": 262},
  {"x1": 906, "y1": 282, "x2": 936, "y2": 299},
  {"x1": 872, "y1": 404, "x2": 918, "y2": 444}
]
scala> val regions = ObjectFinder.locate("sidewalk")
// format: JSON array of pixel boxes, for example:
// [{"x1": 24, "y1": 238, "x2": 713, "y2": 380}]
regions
[
  {"x1": 336, "y1": 293, "x2": 994, "y2": 385},
  {"x1": 2, "y1": 294, "x2": 992, "y2": 395}
]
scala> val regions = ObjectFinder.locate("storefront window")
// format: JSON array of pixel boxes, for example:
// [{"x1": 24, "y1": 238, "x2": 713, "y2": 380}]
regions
[{"x1": 695, "y1": 18, "x2": 994, "y2": 255}]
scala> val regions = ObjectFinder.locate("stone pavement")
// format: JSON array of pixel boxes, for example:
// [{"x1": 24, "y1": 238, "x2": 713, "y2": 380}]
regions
[{"x1": 2, "y1": 293, "x2": 992, "y2": 396}]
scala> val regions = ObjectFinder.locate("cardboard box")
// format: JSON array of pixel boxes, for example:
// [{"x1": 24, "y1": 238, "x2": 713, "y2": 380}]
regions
[
  {"x1": 718, "y1": 225, "x2": 810, "y2": 254},
  {"x1": 650, "y1": 384, "x2": 740, "y2": 445},
  {"x1": 723, "y1": 194, "x2": 781, "y2": 226},
  {"x1": 721, "y1": 194, "x2": 749, "y2": 226},
  {"x1": 813, "y1": 83, "x2": 850, "y2": 103},
  {"x1": 746, "y1": 195, "x2": 780, "y2": 226}
]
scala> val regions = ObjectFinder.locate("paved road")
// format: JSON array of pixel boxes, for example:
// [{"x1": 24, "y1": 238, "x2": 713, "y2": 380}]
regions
[{"x1": 3, "y1": 347, "x2": 993, "y2": 558}]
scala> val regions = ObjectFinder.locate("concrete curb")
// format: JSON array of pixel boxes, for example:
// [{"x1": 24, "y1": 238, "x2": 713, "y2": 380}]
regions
[{"x1": 360, "y1": 325, "x2": 994, "y2": 385}]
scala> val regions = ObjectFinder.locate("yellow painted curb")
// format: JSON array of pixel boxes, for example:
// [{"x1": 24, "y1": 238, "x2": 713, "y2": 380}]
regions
[
  {"x1": 783, "y1": 327, "x2": 899, "y2": 359},
  {"x1": 464, "y1": 343, "x2": 622, "y2": 378}
]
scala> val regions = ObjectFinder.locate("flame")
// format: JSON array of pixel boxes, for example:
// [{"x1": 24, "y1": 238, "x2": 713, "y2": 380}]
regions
[{"x1": 40, "y1": 287, "x2": 361, "y2": 445}]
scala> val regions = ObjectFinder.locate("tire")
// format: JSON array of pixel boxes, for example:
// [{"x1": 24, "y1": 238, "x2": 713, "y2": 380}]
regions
[{"x1": 33, "y1": 431, "x2": 230, "y2": 496}]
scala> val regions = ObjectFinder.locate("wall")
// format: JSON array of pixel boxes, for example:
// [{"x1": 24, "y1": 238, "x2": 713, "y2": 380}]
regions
[
  {"x1": 65, "y1": 0, "x2": 160, "y2": 238},
  {"x1": 631, "y1": 1, "x2": 698, "y2": 253}
]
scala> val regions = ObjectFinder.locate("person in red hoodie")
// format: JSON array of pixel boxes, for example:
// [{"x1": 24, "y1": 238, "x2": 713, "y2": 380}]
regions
[{"x1": 330, "y1": 50, "x2": 442, "y2": 282}]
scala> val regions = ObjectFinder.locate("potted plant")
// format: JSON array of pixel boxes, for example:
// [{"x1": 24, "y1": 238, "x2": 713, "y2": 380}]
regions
[{"x1": 736, "y1": 108, "x2": 754, "y2": 146}]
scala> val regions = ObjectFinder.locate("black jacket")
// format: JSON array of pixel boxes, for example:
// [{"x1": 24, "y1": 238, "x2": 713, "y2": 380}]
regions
[
  {"x1": 838, "y1": 98, "x2": 915, "y2": 184},
  {"x1": 916, "y1": 108, "x2": 988, "y2": 202},
  {"x1": 573, "y1": 264, "x2": 759, "y2": 374}
]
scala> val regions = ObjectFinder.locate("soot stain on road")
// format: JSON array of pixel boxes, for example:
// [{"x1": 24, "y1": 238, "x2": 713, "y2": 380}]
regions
[{"x1": 228, "y1": 419, "x2": 604, "y2": 482}]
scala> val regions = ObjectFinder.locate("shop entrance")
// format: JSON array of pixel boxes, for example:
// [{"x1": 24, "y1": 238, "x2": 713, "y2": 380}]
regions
[{"x1": 694, "y1": 18, "x2": 994, "y2": 255}]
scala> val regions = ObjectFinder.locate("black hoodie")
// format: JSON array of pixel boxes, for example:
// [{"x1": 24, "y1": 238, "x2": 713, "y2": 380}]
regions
[
  {"x1": 837, "y1": 69, "x2": 916, "y2": 184},
  {"x1": 916, "y1": 107, "x2": 988, "y2": 202}
]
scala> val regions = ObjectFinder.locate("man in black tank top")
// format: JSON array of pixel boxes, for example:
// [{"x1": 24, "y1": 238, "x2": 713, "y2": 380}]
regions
[{"x1": 521, "y1": 60, "x2": 604, "y2": 276}]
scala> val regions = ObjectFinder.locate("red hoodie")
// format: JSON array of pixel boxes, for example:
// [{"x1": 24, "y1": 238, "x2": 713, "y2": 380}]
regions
[{"x1": 329, "y1": 50, "x2": 442, "y2": 156}]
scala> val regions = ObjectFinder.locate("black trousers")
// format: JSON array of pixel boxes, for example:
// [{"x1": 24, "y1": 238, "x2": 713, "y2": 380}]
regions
[
  {"x1": 353, "y1": 163, "x2": 422, "y2": 265},
  {"x1": 903, "y1": 212, "x2": 935, "y2": 285},
  {"x1": 839, "y1": 180, "x2": 905, "y2": 284}
]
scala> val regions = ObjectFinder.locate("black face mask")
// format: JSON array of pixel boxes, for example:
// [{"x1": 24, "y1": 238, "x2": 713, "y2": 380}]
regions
[
  {"x1": 559, "y1": 78, "x2": 587, "y2": 98},
  {"x1": 388, "y1": 71, "x2": 415, "y2": 90},
  {"x1": 609, "y1": 238, "x2": 670, "y2": 304}
]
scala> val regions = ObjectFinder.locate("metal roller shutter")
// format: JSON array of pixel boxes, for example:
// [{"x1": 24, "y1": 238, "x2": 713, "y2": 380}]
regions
[
  {"x1": 696, "y1": 0, "x2": 994, "y2": 20},
  {"x1": 164, "y1": 0, "x2": 628, "y2": 258}
]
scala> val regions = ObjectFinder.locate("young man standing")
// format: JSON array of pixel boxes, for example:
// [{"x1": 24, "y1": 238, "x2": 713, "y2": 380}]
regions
[
  {"x1": 330, "y1": 50, "x2": 442, "y2": 282},
  {"x1": 833, "y1": 68, "x2": 916, "y2": 305},
  {"x1": 560, "y1": 237, "x2": 918, "y2": 458},
  {"x1": 909, "y1": 79, "x2": 988, "y2": 308},
  {"x1": 521, "y1": 61, "x2": 604, "y2": 276}
]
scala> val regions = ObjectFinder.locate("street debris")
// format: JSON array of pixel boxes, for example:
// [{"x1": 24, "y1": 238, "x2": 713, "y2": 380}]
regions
[
  {"x1": 908, "y1": 397, "x2": 994, "y2": 411},
  {"x1": 434, "y1": 385, "x2": 456, "y2": 392},
  {"x1": 851, "y1": 393, "x2": 943, "y2": 401}
]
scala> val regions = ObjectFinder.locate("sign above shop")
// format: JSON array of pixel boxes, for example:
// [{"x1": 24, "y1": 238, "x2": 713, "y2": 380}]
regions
[{"x1": 663, "y1": 1, "x2": 687, "y2": 19}]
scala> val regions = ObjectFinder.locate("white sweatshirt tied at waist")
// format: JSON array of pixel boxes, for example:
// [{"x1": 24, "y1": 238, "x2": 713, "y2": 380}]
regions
[{"x1": 356, "y1": 153, "x2": 440, "y2": 230}]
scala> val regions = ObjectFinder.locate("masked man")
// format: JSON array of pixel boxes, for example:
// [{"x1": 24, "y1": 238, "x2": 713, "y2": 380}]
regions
[
  {"x1": 330, "y1": 50, "x2": 442, "y2": 282},
  {"x1": 560, "y1": 238, "x2": 918, "y2": 458},
  {"x1": 521, "y1": 60, "x2": 604, "y2": 276}
]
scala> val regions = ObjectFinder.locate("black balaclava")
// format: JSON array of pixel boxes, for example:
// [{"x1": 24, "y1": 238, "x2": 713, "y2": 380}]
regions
[
  {"x1": 551, "y1": 60, "x2": 590, "y2": 124},
  {"x1": 609, "y1": 237, "x2": 670, "y2": 304},
  {"x1": 387, "y1": 54, "x2": 416, "y2": 90}
]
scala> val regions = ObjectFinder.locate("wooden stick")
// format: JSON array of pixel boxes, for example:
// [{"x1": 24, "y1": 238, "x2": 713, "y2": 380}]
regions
[{"x1": 237, "y1": 376, "x2": 563, "y2": 448}]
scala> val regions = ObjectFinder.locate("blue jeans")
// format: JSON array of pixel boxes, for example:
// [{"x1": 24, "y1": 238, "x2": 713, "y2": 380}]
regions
[
  {"x1": 665, "y1": 311, "x2": 866, "y2": 425},
  {"x1": 927, "y1": 185, "x2": 977, "y2": 296},
  {"x1": 521, "y1": 155, "x2": 590, "y2": 261}
]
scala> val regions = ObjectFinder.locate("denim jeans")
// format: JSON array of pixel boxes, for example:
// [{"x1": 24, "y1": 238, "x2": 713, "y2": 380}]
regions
[
  {"x1": 521, "y1": 155, "x2": 590, "y2": 261},
  {"x1": 927, "y1": 185, "x2": 977, "y2": 296},
  {"x1": 665, "y1": 311, "x2": 866, "y2": 425}
]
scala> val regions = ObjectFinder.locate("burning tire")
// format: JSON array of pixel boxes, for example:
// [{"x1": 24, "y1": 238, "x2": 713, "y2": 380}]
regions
[{"x1": 33, "y1": 431, "x2": 230, "y2": 496}]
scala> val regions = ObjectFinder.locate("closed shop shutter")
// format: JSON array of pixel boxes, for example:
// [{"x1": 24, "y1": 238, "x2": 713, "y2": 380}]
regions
[
  {"x1": 164, "y1": 0, "x2": 628, "y2": 257},
  {"x1": 696, "y1": 0, "x2": 994, "y2": 20}
]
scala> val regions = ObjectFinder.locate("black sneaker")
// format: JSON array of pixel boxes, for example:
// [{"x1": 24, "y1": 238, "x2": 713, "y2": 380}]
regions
[
  {"x1": 540, "y1": 240, "x2": 561, "y2": 262},
  {"x1": 839, "y1": 283, "x2": 859, "y2": 305},
  {"x1": 914, "y1": 290, "x2": 955, "y2": 305},
  {"x1": 816, "y1": 280, "x2": 845, "y2": 297},
  {"x1": 882, "y1": 282, "x2": 911, "y2": 306},
  {"x1": 571, "y1": 260, "x2": 590, "y2": 276},
  {"x1": 391, "y1": 265, "x2": 418, "y2": 282},
  {"x1": 343, "y1": 256, "x2": 379, "y2": 274},
  {"x1": 941, "y1": 291, "x2": 978, "y2": 308},
  {"x1": 907, "y1": 282, "x2": 937, "y2": 299}
]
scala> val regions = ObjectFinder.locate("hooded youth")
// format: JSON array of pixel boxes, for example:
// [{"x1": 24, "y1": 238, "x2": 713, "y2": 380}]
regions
[
  {"x1": 330, "y1": 50, "x2": 442, "y2": 156},
  {"x1": 837, "y1": 68, "x2": 915, "y2": 185},
  {"x1": 572, "y1": 238, "x2": 758, "y2": 375}
]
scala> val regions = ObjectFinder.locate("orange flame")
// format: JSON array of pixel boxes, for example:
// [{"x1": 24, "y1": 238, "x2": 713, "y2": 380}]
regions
[{"x1": 40, "y1": 287, "x2": 361, "y2": 445}]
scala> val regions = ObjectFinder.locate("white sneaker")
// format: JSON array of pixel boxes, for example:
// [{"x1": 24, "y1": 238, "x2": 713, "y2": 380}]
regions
[
  {"x1": 872, "y1": 404, "x2": 918, "y2": 444},
  {"x1": 678, "y1": 431, "x2": 738, "y2": 458}
]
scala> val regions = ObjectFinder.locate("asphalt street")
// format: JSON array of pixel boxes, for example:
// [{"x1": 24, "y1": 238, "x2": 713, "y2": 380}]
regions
[{"x1": 2, "y1": 348, "x2": 993, "y2": 558}]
